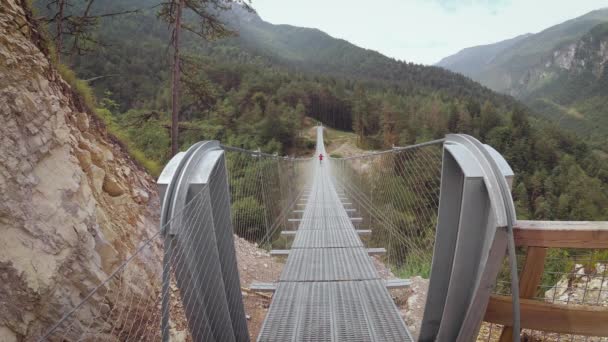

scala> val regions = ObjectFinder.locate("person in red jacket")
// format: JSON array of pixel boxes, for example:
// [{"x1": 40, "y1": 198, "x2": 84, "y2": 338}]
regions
[{"x1": 319, "y1": 153, "x2": 324, "y2": 164}]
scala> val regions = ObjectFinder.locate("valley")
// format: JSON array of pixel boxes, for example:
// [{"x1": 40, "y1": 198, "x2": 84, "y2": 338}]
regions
[{"x1": 437, "y1": 8, "x2": 608, "y2": 144}]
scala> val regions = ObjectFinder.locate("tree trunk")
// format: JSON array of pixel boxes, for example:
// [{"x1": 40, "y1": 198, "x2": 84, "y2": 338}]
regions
[
  {"x1": 171, "y1": 0, "x2": 184, "y2": 156},
  {"x1": 56, "y1": 0, "x2": 65, "y2": 63}
]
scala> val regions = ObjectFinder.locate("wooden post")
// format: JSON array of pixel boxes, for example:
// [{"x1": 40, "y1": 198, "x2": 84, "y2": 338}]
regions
[{"x1": 498, "y1": 246, "x2": 547, "y2": 342}]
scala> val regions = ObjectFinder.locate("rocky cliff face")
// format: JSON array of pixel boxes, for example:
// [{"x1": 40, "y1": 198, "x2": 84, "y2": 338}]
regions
[
  {"x1": 511, "y1": 24, "x2": 608, "y2": 97},
  {"x1": 0, "y1": 1, "x2": 160, "y2": 340},
  {"x1": 547, "y1": 31, "x2": 608, "y2": 77}
]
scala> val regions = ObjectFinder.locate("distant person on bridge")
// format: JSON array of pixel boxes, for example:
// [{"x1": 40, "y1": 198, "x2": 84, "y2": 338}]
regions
[{"x1": 319, "y1": 153, "x2": 324, "y2": 164}]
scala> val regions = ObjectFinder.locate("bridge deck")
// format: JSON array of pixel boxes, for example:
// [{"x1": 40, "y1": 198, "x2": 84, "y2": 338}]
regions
[{"x1": 257, "y1": 127, "x2": 412, "y2": 341}]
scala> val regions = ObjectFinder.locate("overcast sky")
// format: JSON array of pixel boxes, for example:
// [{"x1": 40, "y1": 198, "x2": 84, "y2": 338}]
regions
[{"x1": 250, "y1": 0, "x2": 608, "y2": 65}]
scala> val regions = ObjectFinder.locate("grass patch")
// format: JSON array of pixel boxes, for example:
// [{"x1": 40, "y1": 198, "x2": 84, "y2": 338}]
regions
[
  {"x1": 57, "y1": 63, "x2": 96, "y2": 109},
  {"x1": 95, "y1": 108, "x2": 162, "y2": 176},
  {"x1": 57, "y1": 63, "x2": 162, "y2": 176},
  {"x1": 323, "y1": 126, "x2": 357, "y2": 141},
  {"x1": 392, "y1": 254, "x2": 432, "y2": 279}
]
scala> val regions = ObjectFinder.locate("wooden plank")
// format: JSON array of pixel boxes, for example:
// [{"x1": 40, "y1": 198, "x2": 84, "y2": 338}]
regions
[
  {"x1": 514, "y1": 220, "x2": 608, "y2": 248},
  {"x1": 499, "y1": 246, "x2": 547, "y2": 342},
  {"x1": 356, "y1": 229, "x2": 372, "y2": 236},
  {"x1": 270, "y1": 250, "x2": 290, "y2": 256},
  {"x1": 280, "y1": 231, "x2": 297, "y2": 237},
  {"x1": 485, "y1": 295, "x2": 608, "y2": 337}
]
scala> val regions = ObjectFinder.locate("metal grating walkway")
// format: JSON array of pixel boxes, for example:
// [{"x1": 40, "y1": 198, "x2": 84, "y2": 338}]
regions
[{"x1": 257, "y1": 127, "x2": 412, "y2": 341}]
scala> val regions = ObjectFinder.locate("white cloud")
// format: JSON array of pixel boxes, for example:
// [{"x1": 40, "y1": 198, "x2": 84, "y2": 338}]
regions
[{"x1": 250, "y1": 0, "x2": 608, "y2": 64}]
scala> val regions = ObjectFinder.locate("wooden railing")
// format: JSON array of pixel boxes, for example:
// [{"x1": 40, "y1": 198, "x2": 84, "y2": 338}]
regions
[{"x1": 483, "y1": 220, "x2": 608, "y2": 340}]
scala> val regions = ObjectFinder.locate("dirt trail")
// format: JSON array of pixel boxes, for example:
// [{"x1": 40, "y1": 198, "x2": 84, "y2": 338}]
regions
[{"x1": 234, "y1": 235, "x2": 283, "y2": 340}]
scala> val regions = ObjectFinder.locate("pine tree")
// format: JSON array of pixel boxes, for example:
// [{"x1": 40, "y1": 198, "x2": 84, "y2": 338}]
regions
[
  {"x1": 478, "y1": 100, "x2": 501, "y2": 138},
  {"x1": 158, "y1": 0, "x2": 252, "y2": 155},
  {"x1": 43, "y1": 0, "x2": 138, "y2": 61},
  {"x1": 447, "y1": 102, "x2": 459, "y2": 132}
]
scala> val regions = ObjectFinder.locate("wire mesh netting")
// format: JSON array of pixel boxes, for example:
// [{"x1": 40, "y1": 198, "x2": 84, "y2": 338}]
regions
[
  {"x1": 41, "y1": 184, "x2": 205, "y2": 341},
  {"x1": 328, "y1": 141, "x2": 444, "y2": 280},
  {"x1": 478, "y1": 248, "x2": 608, "y2": 341},
  {"x1": 223, "y1": 147, "x2": 314, "y2": 283}
]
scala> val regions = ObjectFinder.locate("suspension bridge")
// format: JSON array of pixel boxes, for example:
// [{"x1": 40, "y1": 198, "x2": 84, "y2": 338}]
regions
[
  {"x1": 256, "y1": 126, "x2": 412, "y2": 341},
  {"x1": 37, "y1": 126, "x2": 608, "y2": 341}
]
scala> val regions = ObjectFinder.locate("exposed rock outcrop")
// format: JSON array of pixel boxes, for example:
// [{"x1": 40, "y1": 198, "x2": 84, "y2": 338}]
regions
[
  {"x1": 544, "y1": 263, "x2": 608, "y2": 305},
  {"x1": 509, "y1": 24, "x2": 608, "y2": 97},
  {"x1": 0, "y1": 1, "x2": 161, "y2": 340}
]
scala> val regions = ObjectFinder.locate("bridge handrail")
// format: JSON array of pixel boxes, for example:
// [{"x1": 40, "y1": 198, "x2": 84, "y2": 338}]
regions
[
  {"x1": 484, "y1": 220, "x2": 608, "y2": 340},
  {"x1": 329, "y1": 138, "x2": 446, "y2": 160},
  {"x1": 513, "y1": 220, "x2": 608, "y2": 248},
  {"x1": 221, "y1": 144, "x2": 314, "y2": 160}
]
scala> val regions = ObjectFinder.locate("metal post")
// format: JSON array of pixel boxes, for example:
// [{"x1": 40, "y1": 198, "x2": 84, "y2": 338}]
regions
[
  {"x1": 257, "y1": 149, "x2": 272, "y2": 247},
  {"x1": 420, "y1": 134, "x2": 516, "y2": 342},
  {"x1": 161, "y1": 238, "x2": 173, "y2": 342},
  {"x1": 158, "y1": 141, "x2": 250, "y2": 342}
]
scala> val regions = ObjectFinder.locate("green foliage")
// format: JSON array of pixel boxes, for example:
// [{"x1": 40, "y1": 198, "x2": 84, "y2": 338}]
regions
[
  {"x1": 55, "y1": 61, "x2": 163, "y2": 176},
  {"x1": 394, "y1": 257, "x2": 432, "y2": 279},
  {"x1": 57, "y1": 63, "x2": 96, "y2": 109},
  {"x1": 304, "y1": 139, "x2": 315, "y2": 150},
  {"x1": 95, "y1": 107, "x2": 162, "y2": 176},
  {"x1": 231, "y1": 196, "x2": 265, "y2": 239}
]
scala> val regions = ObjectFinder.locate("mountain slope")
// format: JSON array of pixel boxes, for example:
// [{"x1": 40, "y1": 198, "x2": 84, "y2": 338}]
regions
[
  {"x1": 222, "y1": 6, "x2": 517, "y2": 103},
  {"x1": 437, "y1": 8, "x2": 608, "y2": 92},
  {"x1": 436, "y1": 8, "x2": 608, "y2": 142},
  {"x1": 522, "y1": 22, "x2": 608, "y2": 141},
  {"x1": 437, "y1": 33, "x2": 532, "y2": 78},
  {"x1": 66, "y1": 0, "x2": 519, "y2": 113}
]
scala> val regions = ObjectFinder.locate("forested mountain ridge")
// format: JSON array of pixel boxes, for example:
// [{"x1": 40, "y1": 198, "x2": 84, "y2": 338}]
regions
[
  {"x1": 68, "y1": 0, "x2": 519, "y2": 112},
  {"x1": 221, "y1": 6, "x2": 513, "y2": 101},
  {"x1": 436, "y1": 33, "x2": 532, "y2": 77},
  {"x1": 35, "y1": 0, "x2": 608, "y2": 222},
  {"x1": 436, "y1": 8, "x2": 608, "y2": 142}
]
